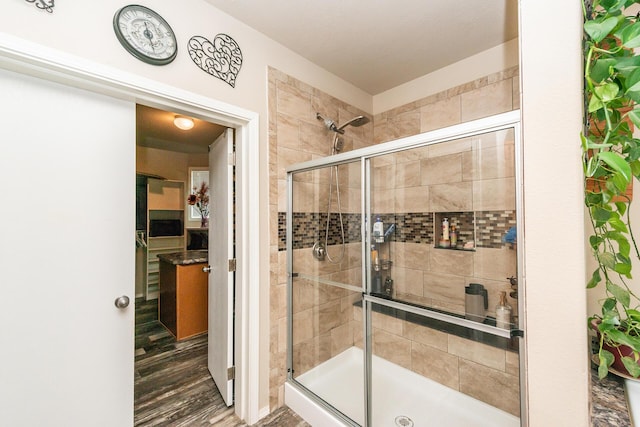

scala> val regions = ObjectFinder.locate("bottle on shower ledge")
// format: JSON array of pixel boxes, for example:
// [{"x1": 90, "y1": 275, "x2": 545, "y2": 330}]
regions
[
  {"x1": 373, "y1": 216, "x2": 384, "y2": 243},
  {"x1": 496, "y1": 291, "x2": 512, "y2": 329}
]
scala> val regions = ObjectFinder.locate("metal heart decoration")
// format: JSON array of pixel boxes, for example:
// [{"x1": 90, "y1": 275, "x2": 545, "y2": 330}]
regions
[{"x1": 188, "y1": 34, "x2": 243, "y2": 88}]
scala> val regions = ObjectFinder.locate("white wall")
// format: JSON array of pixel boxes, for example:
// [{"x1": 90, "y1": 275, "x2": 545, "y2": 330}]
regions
[
  {"x1": 520, "y1": 1, "x2": 588, "y2": 426},
  {"x1": 0, "y1": 0, "x2": 371, "y2": 413}
]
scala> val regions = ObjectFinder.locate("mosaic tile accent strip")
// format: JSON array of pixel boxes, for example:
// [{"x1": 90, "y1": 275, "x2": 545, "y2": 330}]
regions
[
  {"x1": 475, "y1": 210, "x2": 517, "y2": 249},
  {"x1": 278, "y1": 212, "x2": 361, "y2": 250},
  {"x1": 279, "y1": 210, "x2": 517, "y2": 250}
]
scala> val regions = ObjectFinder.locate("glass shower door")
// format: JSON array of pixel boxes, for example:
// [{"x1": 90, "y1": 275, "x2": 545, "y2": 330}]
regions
[
  {"x1": 287, "y1": 159, "x2": 365, "y2": 425},
  {"x1": 364, "y1": 128, "x2": 521, "y2": 426}
]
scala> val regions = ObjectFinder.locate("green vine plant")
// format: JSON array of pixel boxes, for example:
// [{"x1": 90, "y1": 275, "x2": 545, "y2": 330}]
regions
[{"x1": 584, "y1": 0, "x2": 640, "y2": 379}]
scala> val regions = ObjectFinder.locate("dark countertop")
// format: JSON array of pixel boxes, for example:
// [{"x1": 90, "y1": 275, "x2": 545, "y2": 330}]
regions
[
  {"x1": 157, "y1": 250, "x2": 208, "y2": 265},
  {"x1": 591, "y1": 366, "x2": 632, "y2": 426}
]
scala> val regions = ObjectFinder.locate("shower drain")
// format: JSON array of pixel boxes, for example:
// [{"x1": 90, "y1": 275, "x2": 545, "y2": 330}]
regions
[{"x1": 395, "y1": 415, "x2": 414, "y2": 427}]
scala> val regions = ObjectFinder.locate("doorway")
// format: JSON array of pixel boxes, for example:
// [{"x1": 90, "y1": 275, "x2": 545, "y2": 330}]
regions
[
  {"x1": 134, "y1": 104, "x2": 236, "y2": 424},
  {"x1": 0, "y1": 36, "x2": 264, "y2": 425}
]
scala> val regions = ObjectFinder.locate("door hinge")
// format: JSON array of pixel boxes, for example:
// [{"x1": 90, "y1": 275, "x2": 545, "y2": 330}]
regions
[
  {"x1": 228, "y1": 151, "x2": 236, "y2": 166},
  {"x1": 227, "y1": 366, "x2": 235, "y2": 380},
  {"x1": 228, "y1": 258, "x2": 236, "y2": 272}
]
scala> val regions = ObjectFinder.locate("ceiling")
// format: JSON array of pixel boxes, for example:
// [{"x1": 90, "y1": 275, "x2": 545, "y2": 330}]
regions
[
  {"x1": 136, "y1": 104, "x2": 227, "y2": 154},
  {"x1": 205, "y1": 0, "x2": 519, "y2": 94},
  {"x1": 138, "y1": 1, "x2": 518, "y2": 153}
]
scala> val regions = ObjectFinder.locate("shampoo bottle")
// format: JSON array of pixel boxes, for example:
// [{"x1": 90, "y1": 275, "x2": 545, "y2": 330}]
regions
[
  {"x1": 373, "y1": 216, "x2": 384, "y2": 243},
  {"x1": 442, "y1": 218, "x2": 450, "y2": 241},
  {"x1": 496, "y1": 291, "x2": 512, "y2": 329}
]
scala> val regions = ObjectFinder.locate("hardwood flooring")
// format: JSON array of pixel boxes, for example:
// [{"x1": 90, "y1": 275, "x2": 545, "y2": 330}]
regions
[{"x1": 135, "y1": 298, "x2": 308, "y2": 427}]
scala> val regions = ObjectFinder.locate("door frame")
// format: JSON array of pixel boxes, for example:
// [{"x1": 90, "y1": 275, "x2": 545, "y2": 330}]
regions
[{"x1": 0, "y1": 34, "x2": 263, "y2": 424}]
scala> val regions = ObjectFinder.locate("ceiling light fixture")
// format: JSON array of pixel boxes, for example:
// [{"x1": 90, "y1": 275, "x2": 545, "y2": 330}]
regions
[{"x1": 174, "y1": 115, "x2": 195, "y2": 130}]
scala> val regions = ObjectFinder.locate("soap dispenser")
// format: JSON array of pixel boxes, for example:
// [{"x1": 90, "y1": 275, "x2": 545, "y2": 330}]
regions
[{"x1": 496, "y1": 291, "x2": 512, "y2": 329}]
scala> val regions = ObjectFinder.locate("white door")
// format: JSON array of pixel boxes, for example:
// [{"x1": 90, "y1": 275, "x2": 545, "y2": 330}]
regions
[
  {"x1": 207, "y1": 129, "x2": 235, "y2": 405},
  {"x1": 0, "y1": 69, "x2": 135, "y2": 426}
]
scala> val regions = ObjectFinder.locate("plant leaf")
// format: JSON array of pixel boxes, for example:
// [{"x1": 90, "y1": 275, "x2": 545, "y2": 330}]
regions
[
  {"x1": 599, "y1": 151, "x2": 632, "y2": 183},
  {"x1": 607, "y1": 281, "x2": 631, "y2": 307},
  {"x1": 619, "y1": 22, "x2": 640, "y2": 48},
  {"x1": 622, "y1": 356, "x2": 640, "y2": 377},
  {"x1": 588, "y1": 268, "x2": 602, "y2": 288},
  {"x1": 585, "y1": 16, "x2": 622, "y2": 43},
  {"x1": 614, "y1": 262, "x2": 632, "y2": 276},
  {"x1": 599, "y1": 350, "x2": 615, "y2": 379},
  {"x1": 600, "y1": 251, "x2": 617, "y2": 269}
]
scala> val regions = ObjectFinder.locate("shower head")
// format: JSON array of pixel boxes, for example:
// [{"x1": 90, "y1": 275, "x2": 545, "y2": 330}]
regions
[
  {"x1": 336, "y1": 115, "x2": 370, "y2": 132},
  {"x1": 316, "y1": 112, "x2": 342, "y2": 134},
  {"x1": 317, "y1": 113, "x2": 370, "y2": 135}
]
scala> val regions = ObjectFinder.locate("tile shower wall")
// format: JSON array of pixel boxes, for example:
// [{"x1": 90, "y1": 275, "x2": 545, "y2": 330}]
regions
[
  {"x1": 269, "y1": 67, "x2": 372, "y2": 408},
  {"x1": 351, "y1": 305, "x2": 521, "y2": 416},
  {"x1": 269, "y1": 66, "x2": 520, "y2": 409}
]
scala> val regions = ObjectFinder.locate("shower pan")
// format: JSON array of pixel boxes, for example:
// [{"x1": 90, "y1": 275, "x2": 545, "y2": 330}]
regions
[
  {"x1": 312, "y1": 112, "x2": 370, "y2": 264},
  {"x1": 285, "y1": 111, "x2": 525, "y2": 427}
]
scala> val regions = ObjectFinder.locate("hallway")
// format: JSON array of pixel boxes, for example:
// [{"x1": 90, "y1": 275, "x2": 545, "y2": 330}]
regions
[{"x1": 135, "y1": 298, "x2": 307, "y2": 426}]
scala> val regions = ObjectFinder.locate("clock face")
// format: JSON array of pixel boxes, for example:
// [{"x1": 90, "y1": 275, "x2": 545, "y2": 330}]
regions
[{"x1": 113, "y1": 5, "x2": 177, "y2": 65}]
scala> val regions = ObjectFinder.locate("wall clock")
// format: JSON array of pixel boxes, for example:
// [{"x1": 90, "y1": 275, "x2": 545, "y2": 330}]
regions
[{"x1": 113, "y1": 5, "x2": 177, "y2": 66}]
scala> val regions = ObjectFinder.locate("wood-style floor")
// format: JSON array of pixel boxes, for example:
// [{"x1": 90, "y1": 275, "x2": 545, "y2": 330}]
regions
[{"x1": 135, "y1": 298, "x2": 308, "y2": 427}]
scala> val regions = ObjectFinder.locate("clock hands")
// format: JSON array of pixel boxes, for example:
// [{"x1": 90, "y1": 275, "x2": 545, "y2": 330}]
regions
[{"x1": 143, "y1": 21, "x2": 156, "y2": 53}]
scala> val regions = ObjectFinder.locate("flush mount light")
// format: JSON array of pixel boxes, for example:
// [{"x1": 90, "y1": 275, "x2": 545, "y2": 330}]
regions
[{"x1": 174, "y1": 115, "x2": 195, "y2": 130}]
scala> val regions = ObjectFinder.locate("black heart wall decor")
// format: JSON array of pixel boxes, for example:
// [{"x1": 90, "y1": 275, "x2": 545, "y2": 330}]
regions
[
  {"x1": 24, "y1": 0, "x2": 54, "y2": 13},
  {"x1": 188, "y1": 34, "x2": 243, "y2": 88}
]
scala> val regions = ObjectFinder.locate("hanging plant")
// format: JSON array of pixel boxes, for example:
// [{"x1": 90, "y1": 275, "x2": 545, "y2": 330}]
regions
[{"x1": 583, "y1": 0, "x2": 640, "y2": 379}]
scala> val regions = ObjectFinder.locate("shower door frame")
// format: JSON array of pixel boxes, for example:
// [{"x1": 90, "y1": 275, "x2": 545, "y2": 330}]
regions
[{"x1": 286, "y1": 109, "x2": 526, "y2": 427}]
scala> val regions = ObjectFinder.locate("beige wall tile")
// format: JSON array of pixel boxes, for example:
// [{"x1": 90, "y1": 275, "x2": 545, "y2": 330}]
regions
[
  {"x1": 429, "y1": 137, "x2": 473, "y2": 158},
  {"x1": 277, "y1": 146, "x2": 312, "y2": 179},
  {"x1": 396, "y1": 160, "x2": 421, "y2": 188},
  {"x1": 411, "y1": 342, "x2": 459, "y2": 390},
  {"x1": 462, "y1": 144, "x2": 515, "y2": 181},
  {"x1": 373, "y1": 329, "x2": 412, "y2": 370},
  {"x1": 292, "y1": 334, "x2": 332, "y2": 376},
  {"x1": 448, "y1": 335, "x2": 506, "y2": 371},
  {"x1": 372, "y1": 162, "x2": 397, "y2": 190},
  {"x1": 473, "y1": 177, "x2": 516, "y2": 211},
  {"x1": 276, "y1": 113, "x2": 301, "y2": 150},
  {"x1": 506, "y1": 350, "x2": 520, "y2": 376},
  {"x1": 372, "y1": 188, "x2": 395, "y2": 213},
  {"x1": 420, "y1": 96, "x2": 462, "y2": 132},
  {"x1": 395, "y1": 145, "x2": 430, "y2": 163},
  {"x1": 458, "y1": 359, "x2": 520, "y2": 416},
  {"x1": 331, "y1": 322, "x2": 354, "y2": 356},
  {"x1": 395, "y1": 186, "x2": 430, "y2": 213},
  {"x1": 394, "y1": 242, "x2": 430, "y2": 270},
  {"x1": 473, "y1": 247, "x2": 517, "y2": 282},
  {"x1": 422, "y1": 271, "x2": 467, "y2": 307},
  {"x1": 430, "y1": 181, "x2": 473, "y2": 212},
  {"x1": 429, "y1": 249, "x2": 474, "y2": 276},
  {"x1": 461, "y1": 79, "x2": 513, "y2": 122},
  {"x1": 372, "y1": 309, "x2": 404, "y2": 336},
  {"x1": 403, "y1": 321, "x2": 448, "y2": 352},
  {"x1": 393, "y1": 267, "x2": 424, "y2": 297},
  {"x1": 292, "y1": 308, "x2": 316, "y2": 345},
  {"x1": 420, "y1": 153, "x2": 463, "y2": 186},
  {"x1": 276, "y1": 81, "x2": 313, "y2": 121}
]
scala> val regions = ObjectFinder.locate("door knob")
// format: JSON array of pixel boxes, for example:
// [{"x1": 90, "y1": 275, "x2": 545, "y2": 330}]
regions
[
  {"x1": 203, "y1": 265, "x2": 211, "y2": 273},
  {"x1": 114, "y1": 295, "x2": 130, "y2": 309}
]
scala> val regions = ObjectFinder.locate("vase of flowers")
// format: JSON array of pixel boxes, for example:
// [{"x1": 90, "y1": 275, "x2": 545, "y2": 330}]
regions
[{"x1": 187, "y1": 181, "x2": 210, "y2": 228}]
